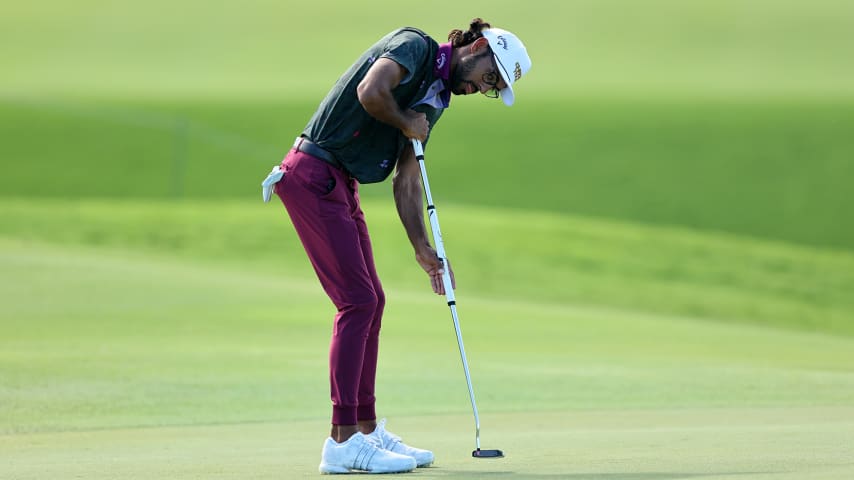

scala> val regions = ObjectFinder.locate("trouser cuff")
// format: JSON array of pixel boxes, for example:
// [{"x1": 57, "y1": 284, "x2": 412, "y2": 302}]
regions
[
  {"x1": 357, "y1": 404, "x2": 376, "y2": 422},
  {"x1": 332, "y1": 405, "x2": 358, "y2": 426}
]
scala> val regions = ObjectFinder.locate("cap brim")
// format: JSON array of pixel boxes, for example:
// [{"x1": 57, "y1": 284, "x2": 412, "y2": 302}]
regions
[
  {"x1": 499, "y1": 86, "x2": 514, "y2": 106},
  {"x1": 493, "y1": 53, "x2": 515, "y2": 106}
]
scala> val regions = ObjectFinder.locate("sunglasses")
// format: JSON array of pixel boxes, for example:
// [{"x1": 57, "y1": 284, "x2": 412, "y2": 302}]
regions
[{"x1": 481, "y1": 55, "x2": 501, "y2": 99}]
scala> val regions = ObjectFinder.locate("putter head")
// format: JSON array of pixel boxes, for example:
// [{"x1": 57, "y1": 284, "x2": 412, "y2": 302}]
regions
[{"x1": 472, "y1": 448, "x2": 504, "y2": 458}]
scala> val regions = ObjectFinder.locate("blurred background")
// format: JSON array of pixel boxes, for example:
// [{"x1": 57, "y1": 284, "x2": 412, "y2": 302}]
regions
[
  {"x1": 1, "y1": 2, "x2": 853, "y2": 477},
  {"x1": 3, "y1": 0, "x2": 854, "y2": 249}
]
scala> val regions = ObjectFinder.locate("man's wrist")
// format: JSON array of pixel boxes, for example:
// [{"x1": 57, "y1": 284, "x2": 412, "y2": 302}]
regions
[{"x1": 415, "y1": 242, "x2": 433, "y2": 257}]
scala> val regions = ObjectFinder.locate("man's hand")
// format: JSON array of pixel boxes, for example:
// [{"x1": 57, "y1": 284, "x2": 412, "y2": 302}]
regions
[
  {"x1": 416, "y1": 246, "x2": 456, "y2": 295},
  {"x1": 394, "y1": 145, "x2": 455, "y2": 295},
  {"x1": 402, "y1": 110, "x2": 429, "y2": 142}
]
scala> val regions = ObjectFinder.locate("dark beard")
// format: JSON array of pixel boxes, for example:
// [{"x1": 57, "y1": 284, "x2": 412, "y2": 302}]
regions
[{"x1": 450, "y1": 51, "x2": 487, "y2": 95}]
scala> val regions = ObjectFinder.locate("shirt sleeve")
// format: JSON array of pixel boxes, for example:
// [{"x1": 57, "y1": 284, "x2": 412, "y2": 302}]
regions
[{"x1": 380, "y1": 30, "x2": 429, "y2": 85}]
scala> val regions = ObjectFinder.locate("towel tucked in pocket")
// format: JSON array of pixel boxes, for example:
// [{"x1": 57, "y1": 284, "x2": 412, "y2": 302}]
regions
[{"x1": 261, "y1": 165, "x2": 285, "y2": 203}]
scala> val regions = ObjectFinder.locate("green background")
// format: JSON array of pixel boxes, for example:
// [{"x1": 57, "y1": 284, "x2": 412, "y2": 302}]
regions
[{"x1": 1, "y1": 1, "x2": 853, "y2": 478}]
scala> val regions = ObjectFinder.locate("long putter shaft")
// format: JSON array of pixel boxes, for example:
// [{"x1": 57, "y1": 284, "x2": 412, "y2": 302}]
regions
[{"x1": 411, "y1": 138, "x2": 503, "y2": 459}]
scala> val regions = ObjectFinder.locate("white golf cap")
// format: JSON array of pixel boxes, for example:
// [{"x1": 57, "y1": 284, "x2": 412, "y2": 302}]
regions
[{"x1": 481, "y1": 28, "x2": 532, "y2": 106}]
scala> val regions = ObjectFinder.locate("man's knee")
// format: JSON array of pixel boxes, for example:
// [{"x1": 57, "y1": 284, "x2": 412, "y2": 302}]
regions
[
  {"x1": 374, "y1": 288, "x2": 385, "y2": 312},
  {"x1": 338, "y1": 289, "x2": 380, "y2": 316}
]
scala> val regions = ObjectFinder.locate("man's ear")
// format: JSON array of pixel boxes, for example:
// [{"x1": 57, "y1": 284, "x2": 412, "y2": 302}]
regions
[{"x1": 470, "y1": 36, "x2": 490, "y2": 54}]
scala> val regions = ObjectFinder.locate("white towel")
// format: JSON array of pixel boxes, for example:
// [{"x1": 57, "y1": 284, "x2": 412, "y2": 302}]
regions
[{"x1": 261, "y1": 165, "x2": 284, "y2": 203}]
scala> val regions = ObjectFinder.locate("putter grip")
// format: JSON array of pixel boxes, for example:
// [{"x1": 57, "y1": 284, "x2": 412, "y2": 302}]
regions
[{"x1": 411, "y1": 138, "x2": 425, "y2": 157}]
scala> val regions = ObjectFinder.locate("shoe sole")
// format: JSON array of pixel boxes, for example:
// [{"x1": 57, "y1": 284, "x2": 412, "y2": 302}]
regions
[{"x1": 319, "y1": 463, "x2": 416, "y2": 474}]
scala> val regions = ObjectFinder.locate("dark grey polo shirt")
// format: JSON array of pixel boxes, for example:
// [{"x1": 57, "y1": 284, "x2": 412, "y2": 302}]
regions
[{"x1": 302, "y1": 28, "x2": 444, "y2": 183}]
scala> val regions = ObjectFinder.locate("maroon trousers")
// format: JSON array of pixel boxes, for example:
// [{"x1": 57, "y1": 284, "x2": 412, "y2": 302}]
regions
[{"x1": 275, "y1": 148, "x2": 384, "y2": 426}]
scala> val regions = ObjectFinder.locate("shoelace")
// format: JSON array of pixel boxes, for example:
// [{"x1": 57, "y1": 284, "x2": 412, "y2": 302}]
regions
[
  {"x1": 374, "y1": 419, "x2": 403, "y2": 450},
  {"x1": 364, "y1": 434, "x2": 383, "y2": 447}
]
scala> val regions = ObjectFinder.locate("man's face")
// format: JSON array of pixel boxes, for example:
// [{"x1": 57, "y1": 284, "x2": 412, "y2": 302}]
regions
[{"x1": 450, "y1": 49, "x2": 508, "y2": 98}]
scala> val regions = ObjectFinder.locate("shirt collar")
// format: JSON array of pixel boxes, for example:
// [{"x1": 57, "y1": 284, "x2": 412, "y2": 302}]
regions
[
  {"x1": 433, "y1": 42, "x2": 452, "y2": 80},
  {"x1": 433, "y1": 42, "x2": 453, "y2": 107}
]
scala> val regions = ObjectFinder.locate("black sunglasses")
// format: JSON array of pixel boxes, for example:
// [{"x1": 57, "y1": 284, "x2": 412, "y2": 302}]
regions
[{"x1": 481, "y1": 55, "x2": 501, "y2": 99}]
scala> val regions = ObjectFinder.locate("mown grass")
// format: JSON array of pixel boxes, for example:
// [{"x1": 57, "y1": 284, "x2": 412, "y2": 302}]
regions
[
  {"x1": 2, "y1": 1, "x2": 854, "y2": 250},
  {"x1": 2, "y1": 199, "x2": 853, "y2": 337},
  {"x1": 2, "y1": 234, "x2": 853, "y2": 479},
  {"x1": 3, "y1": 97, "x2": 854, "y2": 251},
  {"x1": 3, "y1": 235, "x2": 853, "y2": 434},
  {"x1": 2, "y1": 2, "x2": 853, "y2": 478},
  {"x1": 3, "y1": 1, "x2": 854, "y2": 98}
]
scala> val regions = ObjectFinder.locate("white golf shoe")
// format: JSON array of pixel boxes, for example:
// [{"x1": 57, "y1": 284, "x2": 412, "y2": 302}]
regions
[
  {"x1": 318, "y1": 432, "x2": 416, "y2": 474},
  {"x1": 368, "y1": 419, "x2": 435, "y2": 467}
]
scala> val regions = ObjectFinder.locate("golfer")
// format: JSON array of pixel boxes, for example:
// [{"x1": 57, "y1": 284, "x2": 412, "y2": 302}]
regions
[{"x1": 267, "y1": 18, "x2": 531, "y2": 474}]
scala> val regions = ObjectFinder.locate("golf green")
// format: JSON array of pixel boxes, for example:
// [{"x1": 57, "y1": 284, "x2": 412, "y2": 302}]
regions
[
  {"x1": 2, "y1": 216, "x2": 853, "y2": 478},
  {"x1": 4, "y1": 409, "x2": 853, "y2": 479}
]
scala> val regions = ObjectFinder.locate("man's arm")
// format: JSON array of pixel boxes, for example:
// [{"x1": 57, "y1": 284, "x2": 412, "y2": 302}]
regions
[
  {"x1": 393, "y1": 143, "x2": 454, "y2": 295},
  {"x1": 357, "y1": 58, "x2": 429, "y2": 141}
]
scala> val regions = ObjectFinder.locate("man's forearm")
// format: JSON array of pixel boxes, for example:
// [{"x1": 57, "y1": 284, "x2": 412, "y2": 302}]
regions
[
  {"x1": 393, "y1": 172, "x2": 431, "y2": 254},
  {"x1": 358, "y1": 86, "x2": 408, "y2": 131},
  {"x1": 356, "y1": 58, "x2": 409, "y2": 132},
  {"x1": 356, "y1": 58, "x2": 429, "y2": 141}
]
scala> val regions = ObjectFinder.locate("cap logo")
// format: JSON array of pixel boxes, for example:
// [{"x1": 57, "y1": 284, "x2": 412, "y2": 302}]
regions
[
  {"x1": 514, "y1": 62, "x2": 522, "y2": 81},
  {"x1": 496, "y1": 35, "x2": 508, "y2": 50}
]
